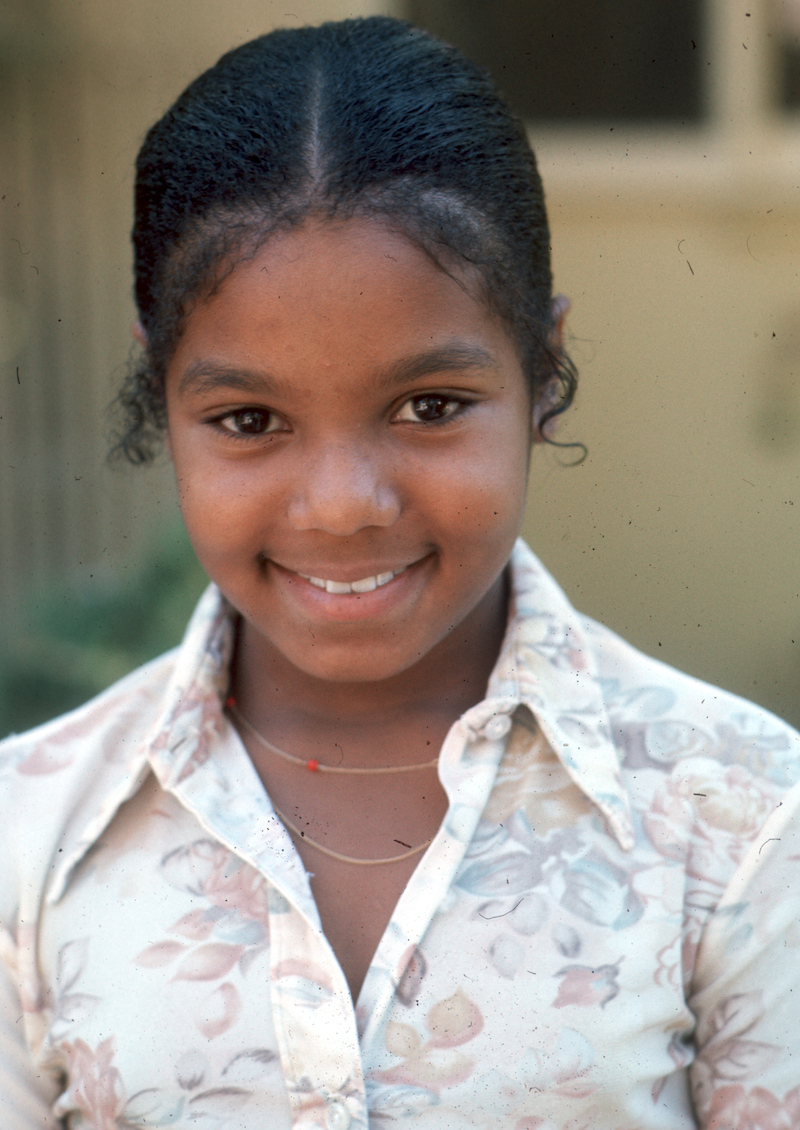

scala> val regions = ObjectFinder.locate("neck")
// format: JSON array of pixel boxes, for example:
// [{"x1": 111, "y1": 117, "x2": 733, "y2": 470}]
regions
[{"x1": 232, "y1": 570, "x2": 509, "y2": 756}]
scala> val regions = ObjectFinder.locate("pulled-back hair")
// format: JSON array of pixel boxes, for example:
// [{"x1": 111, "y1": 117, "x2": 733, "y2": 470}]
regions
[{"x1": 114, "y1": 15, "x2": 576, "y2": 464}]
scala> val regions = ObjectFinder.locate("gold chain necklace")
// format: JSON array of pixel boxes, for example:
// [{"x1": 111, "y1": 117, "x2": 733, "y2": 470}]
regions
[
  {"x1": 227, "y1": 699, "x2": 440, "y2": 775},
  {"x1": 271, "y1": 804, "x2": 433, "y2": 866},
  {"x1": 227, "y1": 697, "x2": 437, "y2": 865}
]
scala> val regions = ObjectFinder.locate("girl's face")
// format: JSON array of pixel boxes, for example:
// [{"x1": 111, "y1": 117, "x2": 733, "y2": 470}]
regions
[{"x1": 165, "y1": 218, "x2": 534, "y2": 686}]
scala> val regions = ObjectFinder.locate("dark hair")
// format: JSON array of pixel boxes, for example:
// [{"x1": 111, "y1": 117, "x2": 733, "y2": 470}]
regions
[{"x1": 113, "y1": 15, "x2": 578, "y2": 464}]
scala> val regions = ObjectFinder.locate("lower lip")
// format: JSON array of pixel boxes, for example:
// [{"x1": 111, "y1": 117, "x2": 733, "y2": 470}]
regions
[{"x1": 269, "y1": 558, "x2": 431, "y2": 623}]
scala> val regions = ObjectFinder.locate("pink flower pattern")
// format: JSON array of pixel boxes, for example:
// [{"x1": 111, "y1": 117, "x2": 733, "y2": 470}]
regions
[
  {"x1": 58, "y1": 1038, "x2": 124, "y2": 1128},
  {"x1": 707, "y1": 1084, "x2": 800, "y2": 1130}
]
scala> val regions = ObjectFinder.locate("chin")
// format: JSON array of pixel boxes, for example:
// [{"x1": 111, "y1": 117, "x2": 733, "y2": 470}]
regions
[{"x1": 286, "y1": 647, "x2": 418, "y2": 685}]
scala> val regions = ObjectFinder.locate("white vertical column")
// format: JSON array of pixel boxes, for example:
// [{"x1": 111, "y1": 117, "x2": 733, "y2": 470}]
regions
[{"x1": 705, "y1": 0, "x2": 776, "y2": 146}]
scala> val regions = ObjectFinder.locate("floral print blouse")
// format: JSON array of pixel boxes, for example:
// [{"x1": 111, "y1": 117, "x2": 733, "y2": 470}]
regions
[{"x1": 1, "y1": 539, "x2": 800, "y2": 1130}]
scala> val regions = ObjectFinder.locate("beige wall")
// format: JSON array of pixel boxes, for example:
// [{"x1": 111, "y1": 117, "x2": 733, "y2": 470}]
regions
[
  {"x1": 2, "y1": 1, "x2": 798, "y2": 726},
  {"x1": 525, "y1": 160, "x2": 800, "y2": 725}
]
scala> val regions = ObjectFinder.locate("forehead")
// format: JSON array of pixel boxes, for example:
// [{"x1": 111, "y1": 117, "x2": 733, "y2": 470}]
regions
[{"x1": 167, "y1": 217, "x2": 525, "y2": 389}]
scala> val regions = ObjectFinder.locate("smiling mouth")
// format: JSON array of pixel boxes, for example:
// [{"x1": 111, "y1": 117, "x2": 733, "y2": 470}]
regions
[{"x1": 296, "y1": 568, "x2": 405, "y2": 594}]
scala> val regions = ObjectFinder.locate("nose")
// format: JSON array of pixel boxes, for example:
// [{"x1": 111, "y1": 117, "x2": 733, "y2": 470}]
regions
[{"x1": 286, "y1": 439, "x2": 401, "y2": 535}]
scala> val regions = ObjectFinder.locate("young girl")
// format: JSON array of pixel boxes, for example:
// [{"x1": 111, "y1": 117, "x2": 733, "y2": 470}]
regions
[{"x1": 2, "y1": 16, "x2": 799, "y2": 1130}]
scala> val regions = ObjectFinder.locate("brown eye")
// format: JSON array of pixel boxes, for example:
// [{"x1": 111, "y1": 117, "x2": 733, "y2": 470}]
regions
[
  {"x1": 396, "y1": 396, "x2": 461, "y2": 423},
  {"x1": 219, "y1": 409, "x2": 281, "y2": 435}
]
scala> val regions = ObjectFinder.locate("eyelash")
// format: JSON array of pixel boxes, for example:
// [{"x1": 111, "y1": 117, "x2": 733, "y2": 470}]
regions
[
  {"x1": 211, "y1": 409, "x2": 285, "y2": 440},
  {"x1": 208, "y1": 394, "x2": 471, "y2": 440},
  {"x1": 394, "y1": 394, "x2": 468, "y2": 425}
]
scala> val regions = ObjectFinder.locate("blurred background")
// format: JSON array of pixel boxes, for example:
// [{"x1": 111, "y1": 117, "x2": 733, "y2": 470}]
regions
[{"x1": 1, "y1": 0, "x2": 798, "y2": 735}]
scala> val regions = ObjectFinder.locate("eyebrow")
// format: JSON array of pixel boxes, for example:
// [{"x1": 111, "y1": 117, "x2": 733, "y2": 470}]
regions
[
  {"x1": 376, "y1": 344, "x2": 500, "y2": 389},
  {"x1": 178, "y1": 364, "x2": 290, "y2": 398},
  {"x1": 177, "y1": 343, "x2": 499, "y2": 398}
]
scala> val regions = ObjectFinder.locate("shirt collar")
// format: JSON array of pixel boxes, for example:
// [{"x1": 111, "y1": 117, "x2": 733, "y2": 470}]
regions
[
  {"x1": 144, "y1": 582, "x2": 236, "y2": 787},
  {"x1": 50, "y1": 539, "x2": 633, "y2": 901},
  {"x1": 47, "y1": 584, "x2": 235, "y2": 904},
  {"x1": 488, "y1": 541, "x2": 634, "y2": 849}
]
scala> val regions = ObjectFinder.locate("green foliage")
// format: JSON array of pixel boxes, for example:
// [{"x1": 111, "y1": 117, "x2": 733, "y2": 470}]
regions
[{"x1": 0, "y1": 524, "x2": 208, "y2": 738}]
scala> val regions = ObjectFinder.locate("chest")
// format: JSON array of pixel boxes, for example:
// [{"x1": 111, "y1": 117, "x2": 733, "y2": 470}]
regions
[
  {"x1": 272, "y1": 772, "x2": 450, "y2": 1001},
  {"x1": 34, "y1": 766, "x2": 702, "y2": 1129},
  {"x1": 38, "y1": 803, "x2": 698, "y2": 1130}
]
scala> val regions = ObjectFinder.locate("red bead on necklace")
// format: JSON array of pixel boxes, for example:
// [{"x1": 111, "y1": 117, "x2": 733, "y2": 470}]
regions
[{"x1": 226, "y1": 698, "x2": 440, "y2": 775}]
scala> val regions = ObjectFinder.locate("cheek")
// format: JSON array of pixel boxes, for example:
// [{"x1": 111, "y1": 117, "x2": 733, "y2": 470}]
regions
[
  {"x1": 172, "y1": 458, "x2": 264, "y2": 564},
  {"x1": 418, "y1": 436, "x2": 529, "y2": 542}
]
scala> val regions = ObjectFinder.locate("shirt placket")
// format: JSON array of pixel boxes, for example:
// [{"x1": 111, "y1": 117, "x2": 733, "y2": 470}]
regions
[
  {"x1": 268, "y1": 895, "x2": 368, "y2": 1129},
  {"x1": 157, "y1": 724, "x2": 371, "y2": 1130},
  {"x1": 263, "y1": 699, "x2": 520, "y2": 1127},
  {"x1": 358, "y1": 700, "x2": 518, "y2": 1063}
]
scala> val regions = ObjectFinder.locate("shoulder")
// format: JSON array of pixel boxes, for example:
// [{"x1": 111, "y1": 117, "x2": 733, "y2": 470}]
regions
[
  {"x1": 0, "y1": 647, "x2": 179, "y2": 778},
  {"x1": 0, "y1": 649, "x2": 180, "y2": 920},
  {"x1": 508, "y1": 540, "x2": 800, "y2": 787},
  {"x1": 0, "y1": 582, "x2": 231, "y2": 782},
  {"x1": 582, "y1": 613, "x2": 800, "y2": 788}
]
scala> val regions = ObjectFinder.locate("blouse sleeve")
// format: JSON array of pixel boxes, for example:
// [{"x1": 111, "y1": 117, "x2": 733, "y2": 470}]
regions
[
  {"x1": 0, "y1": 927, "x2": 62, "y2": 1129},
  {"x1": 689, "y1": 780, "x2": 800, "y2": 1127}
]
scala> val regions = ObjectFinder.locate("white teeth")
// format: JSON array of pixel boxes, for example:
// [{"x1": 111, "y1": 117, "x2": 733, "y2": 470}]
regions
[
  {"x1": 298, "y1": 569, "x2": 402, "y2": 593},
  {"x1": 350, "y1": 575, "x2": 377, "y2": 593}
]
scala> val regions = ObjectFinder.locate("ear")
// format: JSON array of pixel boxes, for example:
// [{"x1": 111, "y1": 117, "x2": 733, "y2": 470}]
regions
[
  {"x1": 549, "y1": 294, "x2": 570, "y2": 350},
  {"x1": 531, "y1": 295, "x2": 571, "y2": 443}
]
